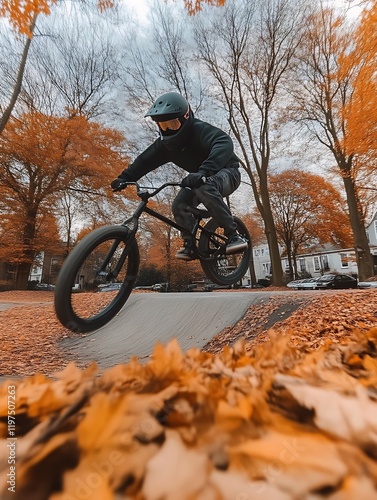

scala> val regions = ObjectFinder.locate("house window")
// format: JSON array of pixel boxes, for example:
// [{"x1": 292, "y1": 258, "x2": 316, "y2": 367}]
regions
[
  {"x1": 299, "y1": 259, "x2": 306, "y2": 273},
  {"x1": 262, "y1": 263, "x2": 271, "y2": 274},
  {"x1": 340, "y1": 253, "x2": 349, "y2": 268},
  {"x1": 313, "y1": 256, "x2": 320, "y2": 272},
  {"x1": 321, "y1": 255, "x2": 330, "y2": 271},
  {"x1": 374, "y1": 220, "x2": 377, "y2": 239},
  {"x1": 255, "y1": 249, "x2": 260, "y2": 256}
]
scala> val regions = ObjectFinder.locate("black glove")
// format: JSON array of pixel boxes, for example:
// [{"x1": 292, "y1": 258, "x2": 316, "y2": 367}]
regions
[
  {"x1": 111, "y1": 177, "x2": 128, "y2": 192},
  {"x1": 111, "y1": 169, "x2": 134, "y2": 192},
  {"x1": 181, "y1": 173, "x2": 206, "y2": 189}
]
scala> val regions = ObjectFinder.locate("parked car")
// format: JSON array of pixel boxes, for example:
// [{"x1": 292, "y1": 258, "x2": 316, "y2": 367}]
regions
[
  {"x1": 286, "y1": 279, "x2": 305, "y2": 289},
  {"x1": 99, "y1": 283, "x2": 122, "y2": 292},
  {"x1": 181, "y1": 284, "x2": 198, "y2": 292},
  {"x1": 203, "y1": 283, "x2": 231, "y2": 291},
  {"x1": 256, "y1": 278, "x2": 271, "y2": 288},
  {"x1": 316, "y1": 274, "x2": 357, "y2": 290},
  {"x1": 152, "y1": 283, "x2": 169, "y2": 292},
  {"x1": 357, "y1": 277, "x2": 377, "y2": 289},
  {"x1": 296, "y1": 278, "x2": 319, "y2": 290},
  {"x1": 35, "y1": 283, "x2": 55, "y2": 291}
]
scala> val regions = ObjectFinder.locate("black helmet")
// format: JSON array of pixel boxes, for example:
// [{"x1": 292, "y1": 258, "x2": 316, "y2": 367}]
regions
[
  {"x1": 145, "y1": 92, "x2": 194, "y2": 151},
  {"x1": 144, "y1": 92, "x2": 189, "y2": 121}
]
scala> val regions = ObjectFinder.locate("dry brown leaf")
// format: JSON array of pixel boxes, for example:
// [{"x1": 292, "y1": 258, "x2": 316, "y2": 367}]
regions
[
  {"x1": 326, "y1": 476, "x2": 377, "y2": 500},
  {"x1": 229, "y1": 430, "x2": 348, "y2": 496},
  {"x1": 209, "y1": 469, "x2": 291, "y2": 500},
  {"x1": 142, "y1": 430, "x2": 208, "y2": 500},
  {"x1": 215, "y1": 397, "x2": 253, "y2": 431},
  {"x1": 276, "y1": 374, "x2": 377, "y2": 446}
]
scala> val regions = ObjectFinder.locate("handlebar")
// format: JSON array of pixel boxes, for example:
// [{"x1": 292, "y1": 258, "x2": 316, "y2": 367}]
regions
[{"x1": 113, "y1": 181, "x2": 183, "y2": 198}]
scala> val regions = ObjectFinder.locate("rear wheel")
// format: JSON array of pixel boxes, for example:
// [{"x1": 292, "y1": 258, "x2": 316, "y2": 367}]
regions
[
  {"x1": 199, "y1": 217, "x2": 251, "y2": 285},
  {"x1": 54, "y1": 225, "x2": 139, "y2": 333}
]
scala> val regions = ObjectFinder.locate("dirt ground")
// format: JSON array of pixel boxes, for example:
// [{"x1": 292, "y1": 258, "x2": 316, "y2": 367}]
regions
[{"x1": 1, "y1": 288, "x2": 377, "y2": 377}]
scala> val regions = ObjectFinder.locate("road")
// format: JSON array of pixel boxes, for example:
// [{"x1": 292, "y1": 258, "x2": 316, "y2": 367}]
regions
[{"x1": 60, "y1": 291, "x2": 287, "y2": 369}]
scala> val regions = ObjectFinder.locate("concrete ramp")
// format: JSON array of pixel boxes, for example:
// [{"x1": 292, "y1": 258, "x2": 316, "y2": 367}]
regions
[{"x1": 60, "y1": 291, "x2": 269, "y2": 368}]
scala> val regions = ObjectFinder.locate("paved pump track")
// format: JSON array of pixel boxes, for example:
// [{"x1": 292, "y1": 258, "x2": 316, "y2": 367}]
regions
[{"x1": 59, "y1": 290, "x2": 308, "y2": 369}]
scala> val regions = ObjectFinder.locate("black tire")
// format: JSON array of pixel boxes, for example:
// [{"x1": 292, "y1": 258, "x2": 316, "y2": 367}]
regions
[
  {"x1": 54, "y1": 225, "x2": 139, "y2": 333},
  {"x1": 199, "y1": 217, "x2": 252, "y2": 286}
]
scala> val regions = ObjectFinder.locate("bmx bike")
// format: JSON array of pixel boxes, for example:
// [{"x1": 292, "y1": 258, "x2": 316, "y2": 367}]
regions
[{"x1": 54, "y1": 181, "x2": 252, "y2": 333}]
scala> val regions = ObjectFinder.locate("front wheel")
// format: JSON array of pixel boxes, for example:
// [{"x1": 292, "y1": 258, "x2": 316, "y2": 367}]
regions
[
  {"x1": 199, "y1": 217, "x2": 252, "y2": 286},
  {"x1": 54, "y1": 225, "x2": 139, "y2": 333}
]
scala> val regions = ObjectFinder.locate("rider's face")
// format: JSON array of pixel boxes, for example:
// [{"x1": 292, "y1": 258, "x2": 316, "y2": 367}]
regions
[{"x1": 157, "y1": 118, "x2": 182, "y2": 131}]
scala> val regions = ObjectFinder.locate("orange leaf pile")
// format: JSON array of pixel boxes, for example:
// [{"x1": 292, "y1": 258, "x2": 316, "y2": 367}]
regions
[{"x1": 1, "y1": 328, "x2": 377, "y2": 499}]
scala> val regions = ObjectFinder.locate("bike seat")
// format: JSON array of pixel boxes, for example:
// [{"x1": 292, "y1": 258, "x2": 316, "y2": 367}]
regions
[{"x1": 187, "y1": 206, "x2": 211, "y2": 218}]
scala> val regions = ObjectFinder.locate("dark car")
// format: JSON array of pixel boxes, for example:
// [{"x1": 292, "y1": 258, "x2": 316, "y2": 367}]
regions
[
  {"x1": 35, "y1": 283, "x2": 55, "y2": 291},
  {"x1": 316, "y1": 274, "x2": 357, "y2": 290}
]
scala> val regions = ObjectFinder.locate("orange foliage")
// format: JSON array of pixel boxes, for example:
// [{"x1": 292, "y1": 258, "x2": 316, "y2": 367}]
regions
[
  {"x1": 241, "y1": 212, "x2": 265, "y2": 246},
  {"x1": 0, "y1": 0, "x2": 54, "y2": 36},
  {"x1": 0, "y1": 111, "x2": 128, "y2": 191},
  {"x1": 269, "y1": 169, "x2": 353, "y2": 252},
  {"x1": 0, "y1": 111, "x2": 129, "y2": 282},
  {"x1": 341, "y1": 2, "x2": 377, "y2": 159}
]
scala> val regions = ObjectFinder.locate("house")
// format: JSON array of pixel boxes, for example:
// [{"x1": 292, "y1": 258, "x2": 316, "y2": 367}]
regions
[
  {"x1": 0, "y1": 248, "x2": 66, "y2": 290},
  {"x1": 248, "y1": 214, "x2": 377, "y2": 284}
]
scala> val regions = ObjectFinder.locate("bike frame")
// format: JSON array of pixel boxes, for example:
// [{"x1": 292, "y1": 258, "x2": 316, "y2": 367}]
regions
[{"x1": 119, "y1": 182, "x2": 227, "y2": 259}]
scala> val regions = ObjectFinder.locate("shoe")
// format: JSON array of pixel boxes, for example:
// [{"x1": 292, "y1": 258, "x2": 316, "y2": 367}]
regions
[
  {"x1": 176, "y1": 242, "x2": 195, "y2": 261},
  {"x1": 226, "y1": 234, "x2": 248, "y2": 254}
]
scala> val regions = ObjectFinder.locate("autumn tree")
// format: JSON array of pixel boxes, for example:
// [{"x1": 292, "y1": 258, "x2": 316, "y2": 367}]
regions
[
  {"x1": 291, "y1": 4, "x2": 375, "y2": 280},
  {"x1": 0, "y1": 111, "x2": 129, "y2": 288},
  {"x1": 341, "y1": 2, "x2": 377, "y2": 220},
  {"x1": 194, "y1": 0, "x2": 309, "y2": 286},
  {"x1": 269, "y1": 169, "x2": 353, "y2": 280},
  {"x1": 343, "y1": 1, "x2": 377, "y2": 159}
]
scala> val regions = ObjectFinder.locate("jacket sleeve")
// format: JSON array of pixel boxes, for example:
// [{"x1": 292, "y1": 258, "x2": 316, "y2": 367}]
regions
[
  {"x1": 197, "y1": 126, "x2": 235, "y2": 177},
  {"x1": 119, "y1": 139, "x2": 170, "y2": 181}
]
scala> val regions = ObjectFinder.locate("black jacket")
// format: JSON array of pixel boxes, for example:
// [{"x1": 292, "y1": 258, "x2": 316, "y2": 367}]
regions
[{"x1": 122, "y1": 118, "x2": 240, "y2": 181}]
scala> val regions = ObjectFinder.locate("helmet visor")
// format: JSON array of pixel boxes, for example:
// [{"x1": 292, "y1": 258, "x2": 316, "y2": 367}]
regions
[{"x1": 157, "y1": 118, "x2": 182, "y2": 131}]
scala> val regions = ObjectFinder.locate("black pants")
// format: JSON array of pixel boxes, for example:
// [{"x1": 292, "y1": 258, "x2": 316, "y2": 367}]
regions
[{"x1": 172, "y1": 167, "x2": 241, "y2": 242}]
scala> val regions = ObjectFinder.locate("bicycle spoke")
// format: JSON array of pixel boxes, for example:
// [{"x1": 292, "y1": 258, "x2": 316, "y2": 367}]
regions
[
  {"x1": 54, "y1": 226, "x2": 139, "y2": 332},
  {"x1": 199, "y1": 217, "x2": 251, "y2": 286},
  {"x1": 70, "y1": 238, "x2": 131, "y2": 319}
]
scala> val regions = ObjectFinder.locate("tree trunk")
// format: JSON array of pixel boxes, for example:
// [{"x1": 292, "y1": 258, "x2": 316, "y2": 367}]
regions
[
  {"x1": 15, "y1": 262, "x2": 31, "y2": 290},
  {"x1": 16, "y1": 210, "x2": 38, "y2": 290},
  {"x1": 260, "y1": 189, "x2": 284, "y2": 286},
  {"x1": 341, "y1": 165, "x2": 374, "y2": 280},
  {"x1": 248, "y1": 251, "x2": 257, "y2": 287},
  {"x1": 0, "y1": 15, "x2": 37, "y2": 135},
  {"x1": 287, "y1": 251, "x2": 294, "y2": 282}
]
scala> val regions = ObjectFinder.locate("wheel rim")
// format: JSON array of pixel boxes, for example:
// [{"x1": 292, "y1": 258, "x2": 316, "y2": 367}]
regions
[
  {"x1": 67, "y1": 237, "x2": 136, "y2": 324},
  {"x1": 199, "y1": 218, "x2": 251, "y2": 285}
]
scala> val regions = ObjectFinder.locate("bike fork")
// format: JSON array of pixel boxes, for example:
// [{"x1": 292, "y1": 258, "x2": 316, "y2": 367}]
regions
[{"x1": 96, "y1": 236, "x2": 135, "y2": 281}]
